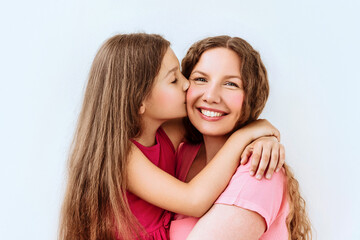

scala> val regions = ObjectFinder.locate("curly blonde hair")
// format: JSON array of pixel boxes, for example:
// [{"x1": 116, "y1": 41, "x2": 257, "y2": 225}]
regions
[{"x1": 182, "y1": 35, "x2": 312, "y2": 239}]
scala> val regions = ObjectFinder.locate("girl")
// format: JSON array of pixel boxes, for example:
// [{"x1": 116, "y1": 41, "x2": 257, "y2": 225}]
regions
[
  {"x1": 59, "y1": 33, "x2": 284, "y2": 240},
  {"x1": 170, "y1": 36, "x2": 312, "y2": 239}
]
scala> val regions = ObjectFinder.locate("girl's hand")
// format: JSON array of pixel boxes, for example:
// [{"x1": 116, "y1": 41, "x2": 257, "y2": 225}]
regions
[
  {"x1": 240, "y1": 136, "x2": 285, "y2": 180},
  {"x1": 241, "y1": 119, "x2": 280, "y2": 142}
]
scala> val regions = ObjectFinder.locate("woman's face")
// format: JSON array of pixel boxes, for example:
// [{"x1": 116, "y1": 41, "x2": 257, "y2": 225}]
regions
[
  {"x1": 186, "y1": 47, "x2": 245, "y2": 137},
  {"x1": 143, "y1": 47, "x2": 189, "y2": 121}
]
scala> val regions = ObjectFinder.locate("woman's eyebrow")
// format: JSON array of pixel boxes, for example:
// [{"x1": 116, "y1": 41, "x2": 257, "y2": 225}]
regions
[
  {"x1": 191, "y1": 70, "x2": 209, "y2": 77},
  {"x1": 191, "y1": 71, "x2": 241, "y2": 80},
  {"x1": 223, "y1": 75, "x2": 242, "y2": 80}
]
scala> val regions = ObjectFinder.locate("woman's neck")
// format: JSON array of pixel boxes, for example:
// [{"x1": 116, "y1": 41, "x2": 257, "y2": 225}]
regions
[{"x1": 202, "y1": 134, "x2": 229, "y2": 164}]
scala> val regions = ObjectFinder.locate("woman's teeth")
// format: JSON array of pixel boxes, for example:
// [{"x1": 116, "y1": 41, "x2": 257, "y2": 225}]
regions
[{"x1": 200, "y1": 109, "x2": 224, "y2": 117}]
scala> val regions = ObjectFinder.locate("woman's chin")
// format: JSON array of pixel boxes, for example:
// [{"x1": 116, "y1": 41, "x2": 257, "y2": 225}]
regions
[{"x1": 196, "y1": 126, "x2": 232, "y2": 137}]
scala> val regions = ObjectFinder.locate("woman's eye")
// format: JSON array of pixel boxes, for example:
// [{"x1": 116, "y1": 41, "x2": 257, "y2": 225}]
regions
[
  {"x1": 171, "y1": 78, "x2": 178, "y2": 83},
  {"x1": 194, "y1": 77, "x2": 206, "y2": 82},
  {"x1": 225, "y1": 82, "x2": 239, "y2": 87}
]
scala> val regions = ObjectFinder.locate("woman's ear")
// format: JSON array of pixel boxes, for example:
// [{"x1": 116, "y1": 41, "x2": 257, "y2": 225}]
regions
[{"x1": 139, "y1": 103, "x2": 146, "y2": 114}]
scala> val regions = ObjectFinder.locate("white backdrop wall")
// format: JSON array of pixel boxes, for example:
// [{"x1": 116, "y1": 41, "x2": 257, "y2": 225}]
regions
[{"x1": 1, "y1": 0, "x2": 359, "y2": 239}]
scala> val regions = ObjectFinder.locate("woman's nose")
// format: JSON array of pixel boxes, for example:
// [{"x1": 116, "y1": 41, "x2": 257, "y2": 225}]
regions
[{"x1": 202, "y1": 84, "x2": 220, "y2": 103}]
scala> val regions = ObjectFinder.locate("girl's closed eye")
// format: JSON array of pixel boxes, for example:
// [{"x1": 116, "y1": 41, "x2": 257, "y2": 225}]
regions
[{"x1": 171, "y1": 78, "x2": 178, "y2": 83}]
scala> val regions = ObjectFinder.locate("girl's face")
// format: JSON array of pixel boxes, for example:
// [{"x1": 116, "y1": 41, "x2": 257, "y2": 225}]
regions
[
  {"x1": 186, "y1": 47, "x2": 245, "y2": 137},
  {"x1": 143, "y1": 48, "x2": 189, "y2": 121}
]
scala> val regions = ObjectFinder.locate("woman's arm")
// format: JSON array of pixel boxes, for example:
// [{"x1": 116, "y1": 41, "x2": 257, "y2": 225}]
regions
[
  {"x1": 186, "y1": 153, "x2": 287, "y2": 239},
  {"x1": 127, "y1": 119, "x2": 279, "y2": 217},
  {"x1": 187, "y1": 204, "x2": 265, "y2": 240}
]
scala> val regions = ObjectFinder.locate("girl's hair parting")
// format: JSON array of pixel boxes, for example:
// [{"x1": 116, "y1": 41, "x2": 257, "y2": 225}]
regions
[
  {"x1": 59, "y1": 33, "x2": 170, "y2": 240},
  {"x1": 181, "y1": 35, "x2": 312, "y2": 240}
]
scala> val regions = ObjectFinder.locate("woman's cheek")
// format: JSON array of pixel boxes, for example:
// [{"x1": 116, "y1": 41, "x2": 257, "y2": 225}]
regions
[
  {"x1": 186, "y1": 86, "x2": 197, "y2": 103},
  {"x1": 228, "y1": 92, "x2": 245, "y2": 109}
]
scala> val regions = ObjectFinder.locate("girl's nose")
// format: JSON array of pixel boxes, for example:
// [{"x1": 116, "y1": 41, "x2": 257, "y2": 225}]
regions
[{"x1": 181, "y1": 75, "x2": 190, "y2": 91}]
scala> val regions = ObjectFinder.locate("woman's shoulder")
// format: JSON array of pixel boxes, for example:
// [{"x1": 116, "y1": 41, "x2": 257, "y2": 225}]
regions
[
  {"x1": 237, "y1": 161, "x2": 286, "y2": 186},
  {"x1": 215, "y1": 162, "x2": 288, "y2": 229},
  {"x1": 218, "y1": 162, "x2": 286, "y2": 201}
]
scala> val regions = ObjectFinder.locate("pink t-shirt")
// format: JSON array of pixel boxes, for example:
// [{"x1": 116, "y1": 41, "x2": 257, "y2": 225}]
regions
[
  {"x1": 126, "y1": 127, "x2": 176, "y2": 240},
  {"x1": 170, "y1": 142, "x2": 289, "y2": 240}
]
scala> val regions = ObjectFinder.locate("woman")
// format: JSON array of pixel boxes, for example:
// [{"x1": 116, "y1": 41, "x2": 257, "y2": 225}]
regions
[{"x1": 170, "y1": 36, "x2": 312, "y2": 239}]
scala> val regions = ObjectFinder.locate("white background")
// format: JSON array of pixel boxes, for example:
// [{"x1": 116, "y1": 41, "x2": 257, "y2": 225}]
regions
[{"x1": 1, "y1": 0, "x2": 359, "y2": 239}]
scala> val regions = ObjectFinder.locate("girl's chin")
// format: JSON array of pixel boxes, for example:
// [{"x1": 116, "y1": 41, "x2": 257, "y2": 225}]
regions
[
  {"x1": 179, "y1": 112, "x2": 188, "y2": 118},
  {"x1": 176, "y1": 109, "x2": 187, "y2": 118}
]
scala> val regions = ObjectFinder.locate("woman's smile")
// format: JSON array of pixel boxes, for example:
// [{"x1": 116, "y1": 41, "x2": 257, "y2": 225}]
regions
[
  {"x1": 197, "y1": 107, "x2": 228, "y2": 121},
  {"x1": 186, "y1": 47, "x2": 245, "y2": 137}
]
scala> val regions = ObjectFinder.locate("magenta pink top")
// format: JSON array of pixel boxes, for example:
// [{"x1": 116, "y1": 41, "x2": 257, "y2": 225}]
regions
[
  {"x1": 126, "y1": 127, "x2": 176, "y2": 240},
  {"x1": 170, "y1": 142, "x2": 289, "y2": 240}
]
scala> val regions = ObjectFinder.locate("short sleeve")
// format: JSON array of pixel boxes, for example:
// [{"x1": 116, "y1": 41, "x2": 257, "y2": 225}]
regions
[{"x1": 215, "y1": 162, "x2": 287, "y2": 230}]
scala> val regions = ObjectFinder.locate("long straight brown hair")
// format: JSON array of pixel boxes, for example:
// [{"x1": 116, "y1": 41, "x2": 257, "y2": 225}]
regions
[
  {"x1": 182, "y1": 35, "x2": 312, "y2": 240},
  {"x1": 59, "y1": 33, "x2": 169, "y2": 240}
]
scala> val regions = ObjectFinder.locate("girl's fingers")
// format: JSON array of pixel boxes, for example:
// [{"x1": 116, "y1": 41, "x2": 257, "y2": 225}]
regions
[
  {"x1": 276, "y1": 144, "x2": 286, "y2": 172},
  {"x1": 265, "y1": 144, "x2": 279, "y2": 179},
  {"x1": 241, "y1": 145, "x2": 253, "y2": 165},
  {"x1": 249, "y1": 144, "x2": 262, "y2": 176},
  {"x1": 255, "y1": 144, "x2": 271, "y2": 180}
]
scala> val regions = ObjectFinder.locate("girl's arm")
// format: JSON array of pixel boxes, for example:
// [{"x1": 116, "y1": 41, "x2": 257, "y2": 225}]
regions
[
  {"x1": 127, "y1": 119, "x2": 279, "y2": 217},
  {"x1": 162, "y1": 118, "x2": 285, "y2": 180}
]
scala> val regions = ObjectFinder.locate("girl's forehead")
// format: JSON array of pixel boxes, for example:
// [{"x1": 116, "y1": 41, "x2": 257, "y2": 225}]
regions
[
  {"x1": 162, "y1": 49, "x2": 179, "y2": 69},
  {"x1": 157, "y1": 48, "x2": 179, "y2": 80}
]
